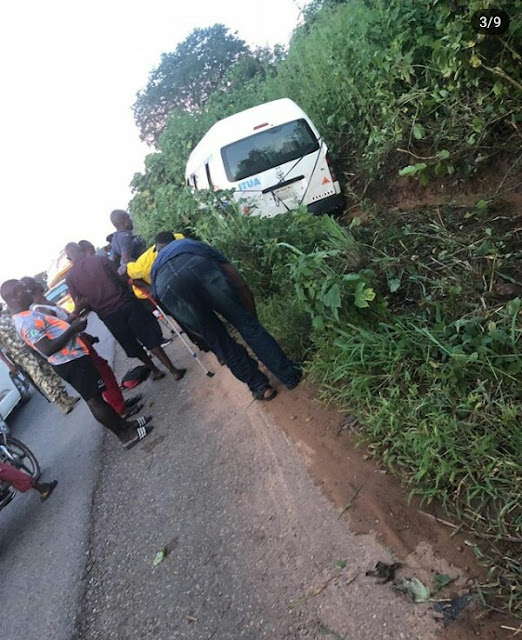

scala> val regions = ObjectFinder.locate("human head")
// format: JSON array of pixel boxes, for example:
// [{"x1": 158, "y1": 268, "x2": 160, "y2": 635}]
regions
[
  {"x1": 79, "y1": 240, "x2": 96, "y2": 257},
  {"x1": 106, "y1": 233, "x2": 114, "y2": 244},
  {"x1": 1, "y1": 279, "x2": 33, "y2": 313},
  {"x1": 21, "y1": 276, "x2": 45, "y2": 295},
  {"x1": 154, "y1": 231, "x2": 176, "y2": 252},
  {"x1": 20, "y1": 276, "x2": 47, "y2": 304},
  {"x1": 110, "y1": 209, "x2": 133, "y2": 231},
  {"x1": 64, "y1": 242, "x2": 84, "y2": 263}
]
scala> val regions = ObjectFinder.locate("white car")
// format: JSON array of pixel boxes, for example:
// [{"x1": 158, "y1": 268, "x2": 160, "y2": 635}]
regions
[{"x1": 0, "y1": 359, "x2": 30, "y2": 420}]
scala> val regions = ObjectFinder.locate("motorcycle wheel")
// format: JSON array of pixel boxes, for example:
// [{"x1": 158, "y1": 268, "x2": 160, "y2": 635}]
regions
[{"x1": 2, "y1": 437, "x2": 41, "y2": 480}]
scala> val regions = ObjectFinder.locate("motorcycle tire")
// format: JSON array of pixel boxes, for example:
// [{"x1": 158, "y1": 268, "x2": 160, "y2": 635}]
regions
[{"x1": 3, "y1": 437, "x2": 41, "y2": 480}]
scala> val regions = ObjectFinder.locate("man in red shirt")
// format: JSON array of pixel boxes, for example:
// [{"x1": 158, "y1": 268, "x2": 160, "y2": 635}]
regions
[{"x1": 64, "y1": 243, "x2": 186, "y2": 383}]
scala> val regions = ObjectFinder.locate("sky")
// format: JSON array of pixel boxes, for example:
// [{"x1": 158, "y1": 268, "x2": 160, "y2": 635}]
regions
[{"x1": 0, "y1": 0, "x2": 304, "y2": 283}]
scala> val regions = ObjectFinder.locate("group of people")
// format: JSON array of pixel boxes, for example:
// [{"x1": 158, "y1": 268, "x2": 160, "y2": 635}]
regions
[{"x1": 0, "y1": 209, "x2": 301, "y2": 502}]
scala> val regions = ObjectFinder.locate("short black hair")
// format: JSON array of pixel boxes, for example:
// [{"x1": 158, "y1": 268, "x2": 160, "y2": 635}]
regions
[
  {"x1": 64, "y1": 242, "x2": 83, "y2": 261},
  {"x1": 0, "y1": 280, "x2": 22, "y2": 303},
  {"x1": 21, "y1": 276, "x2": 44, "y2": 293},
  {"x1": 155, "y1": 231, "x2": 175, "y2": 245},
  {"x1": 110, "y1": 209, "x2": 128, "y2": 226}
]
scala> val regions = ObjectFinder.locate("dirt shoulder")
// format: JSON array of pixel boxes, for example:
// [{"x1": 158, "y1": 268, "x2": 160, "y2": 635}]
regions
[
  {"x1": 74, "y1": 338, "x2": 512, "y2": 639},
  {"x1": 263, "y1": 382, "x2": 516, "y2": 639}
]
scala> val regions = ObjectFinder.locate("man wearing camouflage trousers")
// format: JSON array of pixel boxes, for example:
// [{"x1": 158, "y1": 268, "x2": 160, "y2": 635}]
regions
[{"x1": 0, "y1": 309, "x2": 79, "y2": 414}]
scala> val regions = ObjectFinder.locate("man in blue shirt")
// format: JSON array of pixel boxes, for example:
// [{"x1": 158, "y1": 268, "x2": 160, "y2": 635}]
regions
[
  {"x1": 109, "y1": 210, "x2": 146, "y2": 269},
  {"x1": 151, "y1": 235, "x2": 301, "y2": 401}
]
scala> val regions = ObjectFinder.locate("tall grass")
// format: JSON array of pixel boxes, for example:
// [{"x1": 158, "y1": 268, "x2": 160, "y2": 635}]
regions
[
  {"x1": 305, "y1": 204, "x2": 522, "y2": 615},
  {"x1": 269, "y1": 0, "x2": 522, "y2": 188}
]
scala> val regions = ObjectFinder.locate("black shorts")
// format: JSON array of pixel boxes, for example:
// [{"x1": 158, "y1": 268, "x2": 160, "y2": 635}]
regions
[
  {"x1": 53, "y1": 355, "x2": 105, "y2": 401},
  {"x1": 102, "y1": 298, "x2": 163, "y2": 358},
  {"x1": 139, "y1": 298, "x2": 156, "y2": 314}
]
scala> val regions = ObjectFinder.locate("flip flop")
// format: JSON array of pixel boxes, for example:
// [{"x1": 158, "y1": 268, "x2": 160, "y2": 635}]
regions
[
  {"x1": 123, "y1": 425, "x2": 154, "y2": 450},
  {"x1": 122, "y1": 403, "x2": 144, "y2": 419},
  {"x1": 127, "y1": 415, "x2": 153, "y2": 429},
  {"x1": 286, "y1": 376, "x2": 302, "y2": 391}
]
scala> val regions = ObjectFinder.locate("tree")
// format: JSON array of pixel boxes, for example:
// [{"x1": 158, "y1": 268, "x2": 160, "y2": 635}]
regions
[{"x1": 133, "y1": 24, "x2": 248, "y2": 146}]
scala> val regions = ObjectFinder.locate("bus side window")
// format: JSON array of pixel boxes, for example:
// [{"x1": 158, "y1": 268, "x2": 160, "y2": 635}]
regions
[{"x1": 205, "y1": 163, "x2": 214, "y2": 189}]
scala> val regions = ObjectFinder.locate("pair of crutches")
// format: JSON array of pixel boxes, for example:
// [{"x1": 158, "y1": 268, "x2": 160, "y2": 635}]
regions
[{"x1": 132, "y1": 282, "x2": 214, "y2": 377}]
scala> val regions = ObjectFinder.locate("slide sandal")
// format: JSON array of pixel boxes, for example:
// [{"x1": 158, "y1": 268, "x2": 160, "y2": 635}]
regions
[{"x1": 124, "y1": 426, "x2": 154, "y2": 450}]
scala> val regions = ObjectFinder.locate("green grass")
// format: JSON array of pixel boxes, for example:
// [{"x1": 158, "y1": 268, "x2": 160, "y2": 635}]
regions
[
  {"x1": 134, "y1": 173, "x2": 522, "y2": 615},
  {"x1": 299, "y1": 203, "x2": 522, "y2": 616}
]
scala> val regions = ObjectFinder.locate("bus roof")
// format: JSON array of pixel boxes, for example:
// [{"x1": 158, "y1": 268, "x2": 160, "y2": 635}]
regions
[{"x1": 186, "y1": 98, "x2": 311, "y2": 176}]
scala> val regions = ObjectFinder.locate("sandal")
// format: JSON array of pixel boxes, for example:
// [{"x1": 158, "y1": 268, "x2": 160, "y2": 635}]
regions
[
  {"x1": 123, "y1": 425, "x2": 154, "y2": 450},
  {"x1": 252, "y1": 385, "x2": 278, "y2": 401},
  {"x1": 174, "y1": 368, "x2": 187, "y2": 381},
  {"x1": 122, "y1": 403, "x2": 144, "y2": 419},
  {"x1": 152, "y1": 371, "x2": 166, "y2": 381},
  {"x1": 40, "y1": 480, "x2": 58, "y2": 502},
  {"x1": 128, "y1": 415, "x2": 153, "y2": 429}
]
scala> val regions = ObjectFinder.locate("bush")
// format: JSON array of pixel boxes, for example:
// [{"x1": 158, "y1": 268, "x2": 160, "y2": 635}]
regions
[
  {"x1": 258, "y1": 294, "x2": 313, "y2": 360},
  {"x1": 271, "y1": 0, "x2": 522, "y2": 187}
]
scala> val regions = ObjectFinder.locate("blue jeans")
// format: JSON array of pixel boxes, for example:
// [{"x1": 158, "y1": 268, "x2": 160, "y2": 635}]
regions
[{"x1": 154, "y1": 254, "x2": 300, "y2": 394}]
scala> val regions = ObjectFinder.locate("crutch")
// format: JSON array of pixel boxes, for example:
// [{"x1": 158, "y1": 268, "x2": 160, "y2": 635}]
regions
[{"x1": 132, "y1": 282, "x2": 214, "y2": 377}]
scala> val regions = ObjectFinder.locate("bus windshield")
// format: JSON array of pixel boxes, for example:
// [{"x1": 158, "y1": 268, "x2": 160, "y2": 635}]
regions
[{"x1": 221, "y1": 119, "x2": 319, "y2": 182}]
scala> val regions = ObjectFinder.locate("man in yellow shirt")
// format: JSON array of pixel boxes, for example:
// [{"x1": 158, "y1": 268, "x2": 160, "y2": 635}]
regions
[
  {"x1": 124, "y1": 231, "x2": 210, "y2": 352},
  {"x1": 126, "y1": 232, "x2": 185, "y2": 301}
]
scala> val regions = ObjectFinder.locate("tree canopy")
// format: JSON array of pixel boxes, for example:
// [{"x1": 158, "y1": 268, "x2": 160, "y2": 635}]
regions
[{"x1": 133, "y1": 24, "x2": 248, "y2": 146}]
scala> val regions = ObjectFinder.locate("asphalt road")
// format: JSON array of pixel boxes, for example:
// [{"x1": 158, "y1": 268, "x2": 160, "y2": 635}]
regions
[
  {"x1": 0, "y1": 315, "x2": 443, "y2": 640},
  {"x1": 0, "y1": 315, "x2": 109, "y2": 640}
]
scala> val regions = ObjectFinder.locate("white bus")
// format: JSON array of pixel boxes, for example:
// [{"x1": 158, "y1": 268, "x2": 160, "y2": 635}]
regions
[{"x1": 185, "y1": 98, "x2": 343, "y2": 218}]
